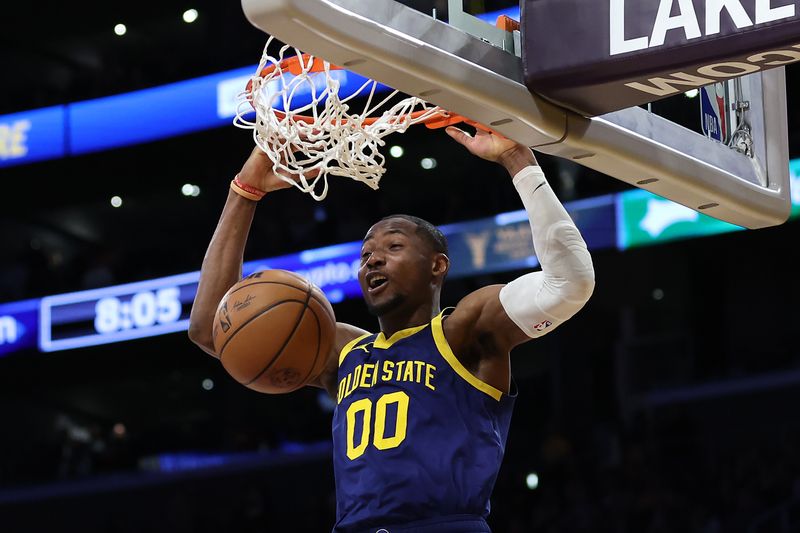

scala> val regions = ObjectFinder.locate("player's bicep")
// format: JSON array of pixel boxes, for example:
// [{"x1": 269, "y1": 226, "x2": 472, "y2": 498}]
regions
[
  {"x1": 450, "y1": 285, "x2": 531, "y2": 354},
  {"x1": 308, "y1": 322, "x2": 369, "y2": 394}
]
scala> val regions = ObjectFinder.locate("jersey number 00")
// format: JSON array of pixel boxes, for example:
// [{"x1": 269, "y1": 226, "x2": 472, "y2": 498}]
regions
[{"x1": 346, "y1": 391, "x2": 409, "y2": 460}]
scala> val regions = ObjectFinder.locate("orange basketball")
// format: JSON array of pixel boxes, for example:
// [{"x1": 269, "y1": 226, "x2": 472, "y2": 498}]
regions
[{"x1": 212, "y1": 269, "x2": 336, "y2": 394}]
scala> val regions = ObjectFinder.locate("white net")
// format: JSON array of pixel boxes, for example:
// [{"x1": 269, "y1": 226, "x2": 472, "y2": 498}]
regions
[{"x1": 234, "y1": 37, "x2": 448, "y2": 201}]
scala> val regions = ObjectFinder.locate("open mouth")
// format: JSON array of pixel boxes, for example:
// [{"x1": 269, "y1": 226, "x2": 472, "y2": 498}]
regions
[{"x1": 367, "y1": 273, "x2": 388, "y2": 292}]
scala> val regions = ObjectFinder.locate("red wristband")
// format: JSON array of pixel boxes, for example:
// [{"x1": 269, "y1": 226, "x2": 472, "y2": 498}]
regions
[
  {"x1": 234, "y1": 175, "x2": 266, "y2": 196},
  {"x1": 231, "y1": 174, "x2": 266, "y2": 201}
]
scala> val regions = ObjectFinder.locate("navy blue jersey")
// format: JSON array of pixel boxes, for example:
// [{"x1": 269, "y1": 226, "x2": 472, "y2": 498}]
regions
[{"x1": 331, "y1": 309, "x2": 516, "y2": 533}]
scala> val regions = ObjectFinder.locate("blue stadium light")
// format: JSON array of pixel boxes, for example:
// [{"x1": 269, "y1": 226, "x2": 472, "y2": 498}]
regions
[
  {"x1": 325, "y1": 289, "x2": 346, "y2": 304},
  {"x1": 494, "y1": 209, "x2": 527, "y2": 226},
  {"x1": 299, "y1": 242, "x2": 361, "y2": 264}
]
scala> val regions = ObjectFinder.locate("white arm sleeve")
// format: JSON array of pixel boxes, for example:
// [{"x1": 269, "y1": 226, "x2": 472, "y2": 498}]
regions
[{"x1": 499, "y1": 166, "x2": 595, "y2": 338}]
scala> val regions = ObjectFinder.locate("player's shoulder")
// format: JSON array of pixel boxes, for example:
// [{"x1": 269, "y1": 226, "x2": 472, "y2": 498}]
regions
[
  {"x1": 313, "y1": 322, "x2": 371, "y2": 395},
  {"x1": 336, "y1": 322, "x2": 371, "y2": 349},
  {"x1": 446, "y1": 284, "x2": 506, "y2": 331},
  {"x1": 443, "y1": 284, "x2": 517, "y2": 358}
]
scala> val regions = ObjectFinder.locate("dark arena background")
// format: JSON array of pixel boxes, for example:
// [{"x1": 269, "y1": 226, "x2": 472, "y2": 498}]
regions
[{"x1": 2, "y1": 1, "x2": 800, "y2": 532}]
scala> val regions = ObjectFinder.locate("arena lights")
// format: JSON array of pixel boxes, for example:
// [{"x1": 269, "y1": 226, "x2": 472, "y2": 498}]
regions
[
  {"x1": 110, "y1": 196, "x2": 123, "y2": 208},
  {"x1": 182, "y1": 9, "x2": 199, "y2": 23},
  {"x1": 420, "y1": 157, "x2": 437, "y2": 170},
  {"x1": 652, "y1": 288, "x2": 665, "y2": 301},
  {"x1": 685, "y1": 89, "x2": 700, "y2": 98},
  {"x1": 181, "y1": 183, "x2": 200, "y2": 197},
  {"x1": 389, "y1": 145, "x2": 404, "y2": 158},
  {"x1": 526, "y1": 472, "x2": 539, "y2": 490},
  {"x1": 0, "y1": 9, "x2": 523, "y2": 170},
  {"x1": 114, "y1": 24, "x2": 127, "y2": 36}
]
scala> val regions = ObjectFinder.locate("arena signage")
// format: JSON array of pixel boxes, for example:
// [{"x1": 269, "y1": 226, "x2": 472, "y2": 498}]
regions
[
  {"x1": 5, "y1": 156, "x2": 800, "y2": 357},
  {"x1": 0, "y1": 106, "x2": 66, "y2": 168},
  {"x1": 627, "y1": 43, "x2": 800, "y2": 96},
  {"x1": 610, "y1": 0, "x2": 796, "y2": 55},
  {"x1": 522, "y1": 0, "x2": 800, "y2": 115},
  {"x1": 0, "y1": 316, "x2": 18, "y2": 345},
  {"x1": 0, "y1": 300, "x2": 38, "y2": 356}
]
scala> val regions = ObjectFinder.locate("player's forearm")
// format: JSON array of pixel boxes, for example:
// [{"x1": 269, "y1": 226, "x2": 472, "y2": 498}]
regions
[
  {"x1": 499, "y1": 166, "x2": 595, "y2": 338},
  {"x1": 519, "y1": 167, "x2": 593, "y2": 283},
  {"x1": 498, "y1": 145, "x2": 538, "y2": 177},
  {"x1": 188, "y1": 189, "x2": 258, "y2": 355}
]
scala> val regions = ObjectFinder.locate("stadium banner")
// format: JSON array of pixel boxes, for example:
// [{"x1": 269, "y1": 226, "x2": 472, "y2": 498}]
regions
[
  {"x1": 19, "y1": 197, "x2": 613, "y2": 354},
  {"x1": 445, "y1": 195, "x2": 616, "y2": 277},
  {"x1": 616, "y1": 188, "x2": 745, "y2": 249},
  {"x1": 69, "y1": 66, "x2": 255, "y2": 155},
  {"x1": 616, "y1": 170, "x2": 800, "y2": 250},
  {"x1": 0, "y1": 106, "x2": 67, "y2": 168},
  {"x1": 4, "y1": 157, "x2": 798, "y2": 356},
  {"x1": 790, "y1": 158, "x2": 800, "y2": 219},
  {"x1": 0, "y1": 299, "x2": 39, "y2": 356}
]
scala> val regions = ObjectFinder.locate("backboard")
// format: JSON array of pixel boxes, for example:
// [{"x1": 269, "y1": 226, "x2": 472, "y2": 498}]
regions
[{"x1": 240, "y1": 0, "x2": 791, "y2": 229}]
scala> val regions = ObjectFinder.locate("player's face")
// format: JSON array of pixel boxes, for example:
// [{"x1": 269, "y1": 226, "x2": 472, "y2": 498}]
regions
[{"x1": 358, "y1": 219, "x2": 436, "y2": 317}]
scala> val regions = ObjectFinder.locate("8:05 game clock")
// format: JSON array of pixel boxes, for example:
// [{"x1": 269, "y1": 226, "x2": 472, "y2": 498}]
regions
[{"x1": 39, "y1": 273, "x2": 199, "y2": 352}]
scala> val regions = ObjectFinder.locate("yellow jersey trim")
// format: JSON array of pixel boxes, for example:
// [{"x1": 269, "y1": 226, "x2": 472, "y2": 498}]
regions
[
  {"x1": 339, "y1": 333, "x2": 372, "y2": 367},
  {"x1": 373, "y1": 323, "x2": 429, "y2": 349},
  {"x1": 431, "y1": 312, "x2": 503, "y2": 401}
]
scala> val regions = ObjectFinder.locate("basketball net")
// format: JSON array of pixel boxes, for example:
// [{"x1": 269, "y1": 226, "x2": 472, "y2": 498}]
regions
[{"x1": 234, "y1": 37, "x2": 454, "y2": 201}]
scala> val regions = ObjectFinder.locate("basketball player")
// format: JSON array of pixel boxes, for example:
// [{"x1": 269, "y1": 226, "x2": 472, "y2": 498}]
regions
[{"x1": 189, "y1": 127, "x2": 595, "y2": 532}]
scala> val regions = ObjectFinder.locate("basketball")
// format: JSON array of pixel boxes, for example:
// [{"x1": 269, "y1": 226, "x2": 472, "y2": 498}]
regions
[{"x1": 212, "y1": 269, "x2": 336, "y2": 394}]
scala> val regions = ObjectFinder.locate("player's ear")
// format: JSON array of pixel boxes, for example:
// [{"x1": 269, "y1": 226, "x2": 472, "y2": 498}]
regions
[{"x1": 432, "y1": 253, "x2": 449, "y2": 279}]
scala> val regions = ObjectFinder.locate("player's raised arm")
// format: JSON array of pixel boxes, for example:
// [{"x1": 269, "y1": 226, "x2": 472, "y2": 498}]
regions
[
  {"x1": 444, "y1": 127, "x2": 595, "y2": 352},
  {"x1": 187, "y1": 147, "x2": 294, "y2": 357}
]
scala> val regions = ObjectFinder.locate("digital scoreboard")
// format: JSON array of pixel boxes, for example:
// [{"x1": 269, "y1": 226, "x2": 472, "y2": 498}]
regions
[{"x1": 39, "y1": 273, "x2": 199, "y2": 352}]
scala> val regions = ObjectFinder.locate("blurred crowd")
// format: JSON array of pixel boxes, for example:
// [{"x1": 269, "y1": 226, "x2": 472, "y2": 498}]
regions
[
  {"x1": 3, "y1": 403, "x2": 799, "y2": 533},
  {"x1": 491, "y1": 424, "x2": 800, "y2": 533}
]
